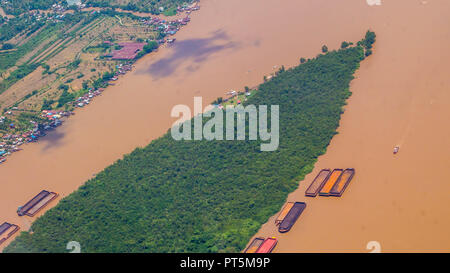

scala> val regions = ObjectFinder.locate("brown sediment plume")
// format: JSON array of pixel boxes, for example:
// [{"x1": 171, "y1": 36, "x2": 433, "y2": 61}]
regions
[{"x1": 1, "y1": 0, "x2": 450, "y2": 252}]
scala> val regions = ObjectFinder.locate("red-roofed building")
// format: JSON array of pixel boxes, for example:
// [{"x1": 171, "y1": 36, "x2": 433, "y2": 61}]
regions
[{"x1": 111, "y1": 43, "x2": 146, "y2": 60}]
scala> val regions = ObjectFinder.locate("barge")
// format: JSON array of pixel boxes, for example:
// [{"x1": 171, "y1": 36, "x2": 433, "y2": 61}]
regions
[
  {"x1": 275, "y1": 202, "x2": 294, "y2": 225},
  {"x1": 305, "y1": 169, "x2": 331, "y2": 197},
  {"x1": 255, "y1": 237, "x2": 278, "y2": 253},
  {"x1": 330, "y1": 168, "x2": 355, "y2": 197},
  {"x1": 319, "y1": 169, "x2": 343, "y2": 196},
  {"x1": 0, "y1": 222, "x2": 19, "y2": 245},
  {"x1": 278, "y1": 202, "x2": 307, "y2": 233},
  {"x1": 17, "y1": 190, "x2": 59, "y2": 217},
  {"x1": 244, "y1": 237, "x2": 265, "y2": 253}
]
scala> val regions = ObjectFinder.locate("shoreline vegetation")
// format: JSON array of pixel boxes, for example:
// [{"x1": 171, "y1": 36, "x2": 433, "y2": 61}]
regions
[
  {"x1": 4, "y1": 32, "x2": 375, "y2": 253},
  {"x1": 0, "y1": 0, "x2": 200, "y2": 165},
  {"x1": 0, "y1": 0, "x2": 193, "y2": 17}
]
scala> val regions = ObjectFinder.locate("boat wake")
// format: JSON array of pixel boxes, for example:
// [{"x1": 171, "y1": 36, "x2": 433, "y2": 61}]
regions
[{"x1": 366, "y1": 0, "x2": 382, "y2": 6}]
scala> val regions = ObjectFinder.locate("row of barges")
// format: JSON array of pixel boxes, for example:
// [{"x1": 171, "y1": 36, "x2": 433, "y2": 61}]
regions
[
  {"x1": 0, "y1": 222, "x2": 19, "y2": 245},
  {"x1": 244, "y1": 202, "x2": 307, "y2": 253},
  {"x1": 305, "y1": 168, "x2": 355, "y2": 197},
  {"x1": 0, "y1": 190, "x2": 58, "y2": 246},
  {"x1": 245, "y1": 168, "x2": 355, "y2": 253},
  {"x1": 245, "y1": 237, "x2": 278, "y2": 253}
]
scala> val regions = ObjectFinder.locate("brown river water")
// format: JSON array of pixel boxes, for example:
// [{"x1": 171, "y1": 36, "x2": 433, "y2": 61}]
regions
[{"x1": 1, "y1": 0, "x2": 450, "y2": 252}]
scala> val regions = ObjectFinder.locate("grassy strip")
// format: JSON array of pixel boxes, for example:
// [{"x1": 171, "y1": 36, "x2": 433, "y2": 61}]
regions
[{"x1": 0, "y1": 23, "x2": 60, "y2": 71}]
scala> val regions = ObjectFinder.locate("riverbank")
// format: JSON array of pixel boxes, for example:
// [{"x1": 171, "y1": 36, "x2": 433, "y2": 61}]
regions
[{"x1": 0, "y1": 5, "x2": 199, "y2": 166}]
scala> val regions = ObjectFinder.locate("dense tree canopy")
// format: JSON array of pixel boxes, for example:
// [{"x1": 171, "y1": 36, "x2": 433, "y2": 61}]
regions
[{"x1": 4, "y1": 43, "x2": 366, "y2": 253}]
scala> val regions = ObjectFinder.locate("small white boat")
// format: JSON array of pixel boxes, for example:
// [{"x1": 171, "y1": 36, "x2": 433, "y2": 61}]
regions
[{"x1": 393, "y1": 146, "x2": 400, "y2": 154}]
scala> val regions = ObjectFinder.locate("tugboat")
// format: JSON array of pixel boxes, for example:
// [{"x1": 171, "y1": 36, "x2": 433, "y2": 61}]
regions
[
  {"x1": 393, "y1": 146, "x2": 400, "y2": 154},
  {"x1": 17, "y1": 206, "x2": 24, "y2": 216}
]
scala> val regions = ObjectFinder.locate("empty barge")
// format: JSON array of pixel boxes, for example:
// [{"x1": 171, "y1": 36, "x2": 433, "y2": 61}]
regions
[
  {"x1": 278, "y1": 202, "x2": 307, "y2": 233},
  {"x1": 275, "y1": 202, "x2": 294, "y2": 225},
  {"x1": 305, "y1": 169, "x2": 331, "y2": 197},
  {"x1": 319, "y1": 169, "x2": 343, "y2": 196},
  {"x1": 0, "y1": 222, "x2": 19, "y2": 245},
  {"x1": 17, "y1": 190, "x2": 58, "y2": 217},
  {"x1": 330, "y1": 168, "x2": 355, "y2": 197},
  {"x1": 244, "y1": 237, "x2": 265, "y2": 253},
  {"x1": 255, "y1": 237, "x2": 278, "y2": 253}
]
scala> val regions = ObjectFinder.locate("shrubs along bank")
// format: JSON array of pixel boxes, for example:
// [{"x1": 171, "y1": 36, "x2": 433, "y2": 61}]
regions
[{"x1": 4, "y1": 33, "x2": 373, "y2": 253}]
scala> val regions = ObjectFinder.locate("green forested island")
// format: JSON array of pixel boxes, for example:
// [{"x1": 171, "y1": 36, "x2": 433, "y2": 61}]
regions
[{"x1": 4, "y1": 33, "x2": 374, "y2": 253}]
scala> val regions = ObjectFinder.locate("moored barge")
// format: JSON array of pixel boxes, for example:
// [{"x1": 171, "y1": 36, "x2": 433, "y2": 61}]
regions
[
  {"x1": 330, "y1": 168, "x2": 355, "y2": 197},
  {"x1": 17, "y1": 190, "x2": 59, "y2": 217},
  {"x1": 319, "y1": 169, "x2": 343, "y2": 196},
  {"x1": 275, "y1": 202, "x2": 294, "y2": 225},
  {"x1": 305, "y1": 169, "x2": 331, "y2": 197},
  {"x1": 278, "y1": 202, "x2": 307, "y2": 233},
  {"x1": 244, "y1": 237, "x2": 265, "y2": 253},
  {"x1": 0, "y1": 222, "x2": 19, "y2": 245},
  {"x1": 255, "y1": 237, "x2": 278, "y2": 253}
]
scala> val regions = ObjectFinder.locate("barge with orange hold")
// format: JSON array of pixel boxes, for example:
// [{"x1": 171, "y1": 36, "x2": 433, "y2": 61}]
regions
[
  {"x1": 275, "y1": 202, "x2": 294, "y2": 225},
  {"x1": 278, "y1": 202, "x2": 307, "y2": 233},
  {"x1": 330, "y1": 168, "x2": 355, "y2": 197},
  {"x1": 319, "y1": 169, "x2": 343, "y2": 196},
  {"x1": 305, "y1": 169, "x2": 331, "y2": 197},
  {"x1": 244, "y1": 237, "x2": 265, "y2": 253}
]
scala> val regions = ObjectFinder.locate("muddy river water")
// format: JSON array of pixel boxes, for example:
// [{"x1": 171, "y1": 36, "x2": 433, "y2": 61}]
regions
[{"x1": 1, "y1": 0, "x2": 450, "y2": 252}]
